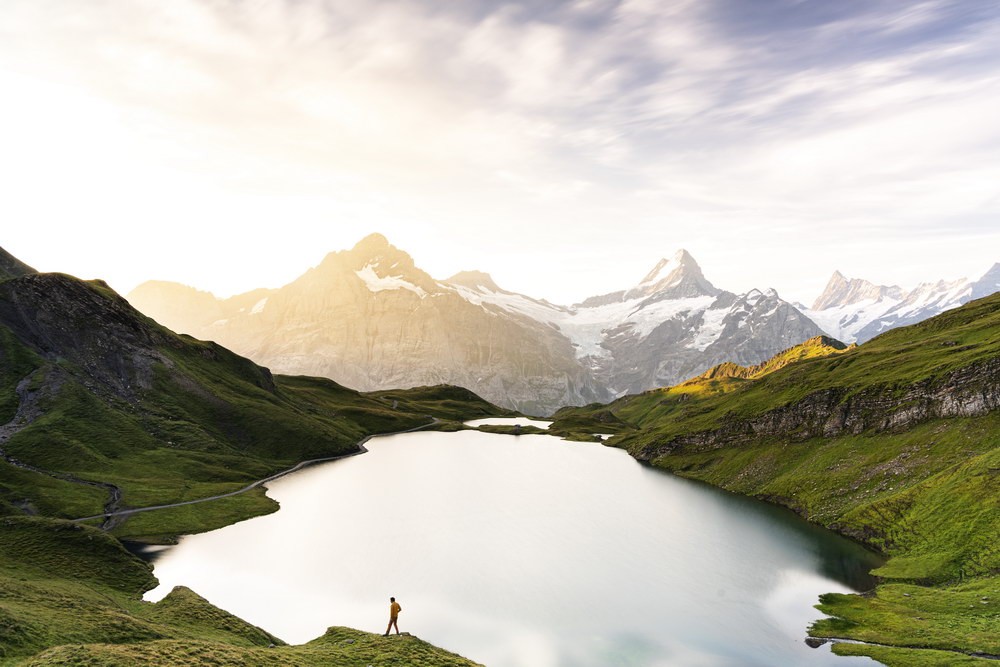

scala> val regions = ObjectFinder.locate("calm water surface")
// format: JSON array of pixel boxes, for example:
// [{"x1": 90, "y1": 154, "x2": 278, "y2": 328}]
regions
[
  {"x1": 146, "y1": 421, "x2": 882, "y2": 666},
  {"x1": 465, "y1": 416, "x2": 553, "y2": 429}
]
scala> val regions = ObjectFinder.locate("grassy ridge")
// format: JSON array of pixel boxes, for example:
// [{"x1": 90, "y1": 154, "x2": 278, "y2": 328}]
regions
[
  {"x1": 23, "y1": 629, "x2": 482, "y2": 667},
  {"x1": 550, "y1": 295, "x2": 1000, "y2": 664}
]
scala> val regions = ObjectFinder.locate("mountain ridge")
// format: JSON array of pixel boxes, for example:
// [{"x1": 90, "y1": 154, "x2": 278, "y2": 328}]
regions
[{"x1": 127, "y1": 236, "x2": 825, "y2": 414}]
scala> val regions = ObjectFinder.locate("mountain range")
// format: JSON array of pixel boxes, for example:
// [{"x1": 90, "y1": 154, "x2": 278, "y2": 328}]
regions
[
  {"x1": 801, "y1": 263, "x2": 1000, "y2": 344},
  {"x1": 127, "y1": 235, "x2": 826, "y2": 414},
  {"x1": 127, "y1": 234, "x2": 1000, "y2": 414}
]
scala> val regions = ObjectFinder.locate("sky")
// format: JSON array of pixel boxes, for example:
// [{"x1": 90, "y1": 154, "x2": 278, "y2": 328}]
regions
[{"x1": 1, "y1": 0, "x2": 999, "y2": 305}]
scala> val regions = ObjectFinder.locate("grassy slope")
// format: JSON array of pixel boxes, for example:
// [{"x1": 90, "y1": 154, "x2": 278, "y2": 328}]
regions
[
  {"x1": 551, "y1": 297, "x2": 1000, "y2": 665},
  {"x1": 0, "y1": 272, "x2": 504, "y2": 664}
]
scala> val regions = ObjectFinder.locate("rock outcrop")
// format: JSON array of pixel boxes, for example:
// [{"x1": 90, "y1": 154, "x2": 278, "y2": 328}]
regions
[{"x1": 634, "y1": 356, "x2": 1000, "y2": 462}]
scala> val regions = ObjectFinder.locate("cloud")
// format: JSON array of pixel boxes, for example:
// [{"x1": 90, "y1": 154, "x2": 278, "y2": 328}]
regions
[{"x1": 0, "y1": 0, "x2": 997, "y2": 303}]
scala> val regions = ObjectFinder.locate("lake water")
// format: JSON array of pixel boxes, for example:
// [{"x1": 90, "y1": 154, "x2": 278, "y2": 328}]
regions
[{"x1": 145, "y1": 421, "x2": 882, "y2": 666}]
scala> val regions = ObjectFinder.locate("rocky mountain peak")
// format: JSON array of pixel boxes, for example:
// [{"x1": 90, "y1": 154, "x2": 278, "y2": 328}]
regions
[
  {"x1": 628, "y1": 249, "x2": 719, "y2": 301},
  {"x1": 812, "y1": 271, "x2": 903, "y2": 310},
  {"x1": 352, "y1": 232, "x2": 390, "y2": 253},
  {"x1": 638, "y1": 249, "x2": 696, "y2": 285},
  {"x1": 313, "y1": 234, "x2": 429, "y2": 285},
  {"x1": 347, "y1": 233, "x2": 409, "y2": 270}
]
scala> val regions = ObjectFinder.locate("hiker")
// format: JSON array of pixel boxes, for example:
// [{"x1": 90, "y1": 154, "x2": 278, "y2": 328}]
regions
[{"x1": 384, "y1": 596, "x2": 402, "y2": 636}]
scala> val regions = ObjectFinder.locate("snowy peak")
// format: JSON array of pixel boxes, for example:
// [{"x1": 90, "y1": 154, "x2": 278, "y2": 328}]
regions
[
  {"x1": 627, "y1": 249, "x2": 719, "y2": 301},
  {"x1": 804, "y1": 270, "x2": 982, "y2": 345},
  {"x1": 971, "y1": 263, "x2": 1000, "y2": 300},
  {"x1": 313, "y1": 233, "x2": 441, "y2": 297},
  {"x1": 812, "y1": 271, "x2": 903, "y2": 310},
  {"x1": 638, "y1": 249, "x2": 696, "y2": 285}
]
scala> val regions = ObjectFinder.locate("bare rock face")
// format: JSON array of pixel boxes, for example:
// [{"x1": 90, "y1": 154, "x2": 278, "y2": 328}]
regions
[{"x1": 634, "y1": 356, "x2": 1000, "y2": 463}]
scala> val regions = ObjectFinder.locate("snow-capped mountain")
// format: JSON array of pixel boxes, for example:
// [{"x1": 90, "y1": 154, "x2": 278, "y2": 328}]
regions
[
  {"x1": 803, "y1": 263, "x2": 1000, "y2": 344},
  {"x1": 434, "y1": 248, "x2": 823, "y2": 397},
  {"x1": 971, "y1": 263, "x2": 1000, "y2": 300},
  {"x1": 128, "y1": 236, "x2": 823, "y2": 414},
  {"x1": 561, "y1": 255, "x2": 822, "y2": 396}
]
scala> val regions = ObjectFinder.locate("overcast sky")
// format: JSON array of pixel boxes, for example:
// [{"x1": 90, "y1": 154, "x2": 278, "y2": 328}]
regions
[{"x1": 1, "y1": 0, "x2": 998, "y2": 305}]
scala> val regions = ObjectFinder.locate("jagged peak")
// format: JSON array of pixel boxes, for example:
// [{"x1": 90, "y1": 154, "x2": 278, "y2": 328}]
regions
[
  {"x1": 626, "y1": 249, "x2": 719, "y2": 302},
  {"x1": 812, "y1": 270, "x2": 903, "y2": 310},
  {"x1": 638, "y1": 249, "x2": 698, "y2": 285},
  {"x1": 738, "y1": 287, "x2": 782, "y2": 306}
]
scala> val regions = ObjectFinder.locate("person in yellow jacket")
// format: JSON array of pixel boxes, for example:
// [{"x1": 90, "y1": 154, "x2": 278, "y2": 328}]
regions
[{"x1": 384, "y1": 596, "x2": 402, "y2": 636}]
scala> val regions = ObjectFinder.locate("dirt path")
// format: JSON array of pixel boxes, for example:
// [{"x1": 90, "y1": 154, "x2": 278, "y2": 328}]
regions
[
  {"x1": 0, "y1": 372, "x2": 124, "y2": 529},
  {"x1": 70, "y1": 418, "x2": 440, "y2": 526}
]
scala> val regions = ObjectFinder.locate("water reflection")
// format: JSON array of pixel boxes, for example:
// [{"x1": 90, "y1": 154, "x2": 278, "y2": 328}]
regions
[{"x1": 145, "y1": 424, "x2": 882, "y2": 666}]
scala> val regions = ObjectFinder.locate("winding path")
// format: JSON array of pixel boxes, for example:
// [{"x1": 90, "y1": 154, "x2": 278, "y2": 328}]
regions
[
  {"x1": 70, "y1": 418, "x2": 440, "y2": 525},
  {"x1": 0, "y1": 373, "x2": 124, "y2": 528}
]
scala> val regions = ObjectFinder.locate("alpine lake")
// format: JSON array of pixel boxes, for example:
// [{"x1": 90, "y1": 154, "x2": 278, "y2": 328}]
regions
[{"x1": 143, "y1": 418, "x2": 883, "y2": 667}]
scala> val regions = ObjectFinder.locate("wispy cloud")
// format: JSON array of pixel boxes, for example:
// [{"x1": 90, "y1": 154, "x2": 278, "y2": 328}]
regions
[{"x1": 0, "y1": 0, "x2": 997, "y2": 302}]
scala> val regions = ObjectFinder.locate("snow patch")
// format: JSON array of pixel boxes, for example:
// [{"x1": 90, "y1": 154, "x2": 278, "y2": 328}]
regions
[
  {"x1": 250, "y1": 297, "x2": 268, "y2": 315},
  {"x1": 559, "y1": 295, "x2": 715, "y2": 359},
  {"x1": 449, "y1": 283, "x2": 565, "y2": 323},
  {"x1": 355, "y1": 264, "x2": 427, "y2": 297},
  {"x1": 688, "y1": 307, "x2": 728, "y2": 351}
]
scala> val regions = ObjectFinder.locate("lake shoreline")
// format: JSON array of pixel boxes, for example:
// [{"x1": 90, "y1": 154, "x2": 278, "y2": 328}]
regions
[{"x1": 146, "y1": 421, "x2": 885, "y2": 666}]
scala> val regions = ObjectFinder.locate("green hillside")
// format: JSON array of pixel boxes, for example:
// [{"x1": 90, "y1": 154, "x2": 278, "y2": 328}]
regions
[
  {"x1": 0, "y1": 269, "x2": 503, "y2": 665},
  {"x1": 0, "y1": 517, "x2": 481, "y2": 667},
  {"x1": 551, "y1": 295, "x2": 1000, "y2": 665}
]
